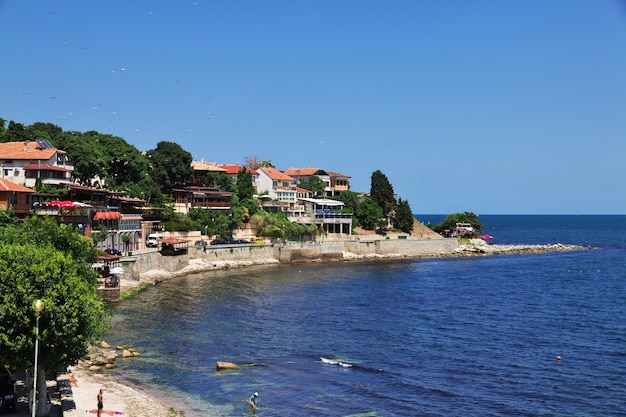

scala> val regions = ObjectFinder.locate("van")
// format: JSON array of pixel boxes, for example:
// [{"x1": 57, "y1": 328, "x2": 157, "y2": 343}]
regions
[
  {"x1": 250, "y1": 237, "x2": 265, "y2": 244},
  {"x1": 146, "y1": 233, "x2": 164, "y2": 247}
]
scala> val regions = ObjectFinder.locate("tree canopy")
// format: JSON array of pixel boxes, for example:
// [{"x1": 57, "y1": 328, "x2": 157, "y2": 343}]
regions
[
  {"x1": 393, "y1": 198, "x2": 414, "y2": 233},
  {"x1": 356, "y1": 198, "x2": 383, "y2": 230},
  {"x1": 145, "y1": 141, "x2": 194, "y2": 195},
  {"x1": 0, "y1": 217, "x2": 108, "y2": 416},
  {"x1": 298, "y1": 175, "x2": 326, "y2": 196},
  {"x1": 429, "y1": 212, "x2": 484, "y2": 234},
  {"x1": 235, "y1": 168, "x2": 255, "y2": 201},
  {"x1": 370, "y1": 170, "x2": 396, "y2": 217}
]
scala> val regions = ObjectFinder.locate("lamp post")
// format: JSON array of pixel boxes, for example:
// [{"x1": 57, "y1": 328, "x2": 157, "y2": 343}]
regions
[{"x1": 32, "y1": 299, "x2": 44, "y2": 417}]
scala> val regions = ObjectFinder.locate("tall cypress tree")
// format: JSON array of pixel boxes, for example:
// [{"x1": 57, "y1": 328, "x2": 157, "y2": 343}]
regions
[
  {"x1": 236, "y1": 167, "x2": 255, "y2": 200},
  {"x1": 393, "y1": 198, "x2": 414, "y2": 233},
  {"x1": 370, "y1": 170, "x2": 396, "y2": 217}
]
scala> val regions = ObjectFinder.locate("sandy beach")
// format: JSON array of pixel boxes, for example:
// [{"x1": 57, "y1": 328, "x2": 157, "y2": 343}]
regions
[{"x1": 65, "y1": 367, "x2": 177, "y2": 417}]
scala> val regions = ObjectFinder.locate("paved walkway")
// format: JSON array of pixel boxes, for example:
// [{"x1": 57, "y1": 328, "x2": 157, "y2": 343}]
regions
[{"x1": 14, "y1": 373, "x2": 62, "y2": 417}]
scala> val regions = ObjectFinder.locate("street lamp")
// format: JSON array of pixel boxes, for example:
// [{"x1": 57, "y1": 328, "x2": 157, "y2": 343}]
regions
[{"x1": 32, "y1": 299, "x2": 44, "y2": 417}]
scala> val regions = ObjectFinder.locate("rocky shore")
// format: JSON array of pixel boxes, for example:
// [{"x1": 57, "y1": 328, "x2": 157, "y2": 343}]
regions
[{"x1": 455, "y1": 241, "x2": 592, "y2": 256}]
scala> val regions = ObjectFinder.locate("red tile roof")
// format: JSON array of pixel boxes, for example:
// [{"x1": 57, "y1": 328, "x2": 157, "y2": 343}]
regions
[
  {"x1": 191, "y1": 160, "x2": 227, "y2": 172},
  {"x1": 327, "y1": 171, "x2": 351, "y2": 179},
  {"x1": 93, "y1": 211, "x2": 123, "y2": 220},
  {"x1": 0, "y1": 178, "x2": 35, "y2": 193},
  {"x1": 259, "y1": 167, "x2": 295, "y2": 181},
  {"x1": 0, "y1": 141, "x2": 64, "y2": 159},
  {"x1": 218, "y1": 164, "x2": 259, "y2": 175},
  {"x1": 23, "y1": 163, "x2": 72, "y2": 172},
  {"x1": 284, "y1": 167, "x2": 325, "y2": 176}
]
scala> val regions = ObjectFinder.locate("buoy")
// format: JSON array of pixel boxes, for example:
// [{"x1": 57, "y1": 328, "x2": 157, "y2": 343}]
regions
[{"x1": 556, "y1": 356, "x2": 561, "y2": 361}]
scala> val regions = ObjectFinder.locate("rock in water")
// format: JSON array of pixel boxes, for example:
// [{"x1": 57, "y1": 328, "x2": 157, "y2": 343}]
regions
[{"x1": 216, "y1": 361, "x2": 238, "y2": 370}]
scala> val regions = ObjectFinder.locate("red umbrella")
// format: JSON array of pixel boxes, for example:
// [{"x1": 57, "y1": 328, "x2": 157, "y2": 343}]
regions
[{"x1": 480, "y1": 234, "x2": 494, "y2": 239}]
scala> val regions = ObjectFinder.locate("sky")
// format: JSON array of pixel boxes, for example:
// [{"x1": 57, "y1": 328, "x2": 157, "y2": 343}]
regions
[{"x1": 1, "y1": 1, "x2": 625, "y2": 215}]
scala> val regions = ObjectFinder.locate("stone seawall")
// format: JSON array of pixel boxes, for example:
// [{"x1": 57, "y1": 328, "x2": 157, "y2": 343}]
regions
[
  {"x1": 124, "y1": 250, "x2": 191, "y2": 280},
  {"x1": 122, "y1": 238, "x2": 588, "y2": 284},
  {"x1": 343, "y1": 238, "x2": 460, "y2": 258},
  {"x1": 123, "y1": 239, "x2": 460, "y2": 282}
]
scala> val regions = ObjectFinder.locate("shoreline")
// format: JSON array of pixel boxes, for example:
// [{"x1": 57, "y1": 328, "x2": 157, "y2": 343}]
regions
[
  {"x1": 130, "y1": 241, "x2": 592, "y2": 285},
  {"x1": 65, "y1": 366, "x2": 181, "y2": 417}
]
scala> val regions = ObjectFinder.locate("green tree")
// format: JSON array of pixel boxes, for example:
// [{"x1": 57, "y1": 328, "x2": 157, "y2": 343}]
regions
[
  {"x1": 0, "y1": 117, "x2": 6, "y2": 142},
  {"x1": 356, "y1": 198, "x2": 383, "y2": 230},
  {"x1": 239, "y1": 198, "x2": 260, "y2": 223},
  {"x1": 6, "y1": 121, "x2": 30, "y2": 142},
  {"x1": 0, "y1": 217, "x2": 108, "y2": 417},
  {"x1": 235, "y1": 168, "x2": 255, "y2": 201},
  {"x1": 145, "y1": 141, "x2": 194, "y2": 195},
  {"x1": 298, "y1": 175, "x2": 326, "y2": 196},
  {"x1": 26, "y1": 122, "x2": 64, "y2": 144},
  {"x1": 370, "y1": 170, "x2": 396, "y2": 217},
  {"x1": 429, "y1": 212, "x2": 484, "y2": 235},
  {"x1": 393, "y1": 198, "x2": 414, "y2": 233},
  {"x1": 90, "y1": 226, "x2": 109, "y2": 249},
  {"x1": 202, "y1": 172, "x2": 235, "y2": 191},
  {"x1": 53, "y1": 131, "x2": 109, "y2": 187},
  {"x1": 335, "y1": 190, "x2": 360, "y2": 213},
  {"x1": 0, "y1": 207, "x2": 18, "y2": 226}
]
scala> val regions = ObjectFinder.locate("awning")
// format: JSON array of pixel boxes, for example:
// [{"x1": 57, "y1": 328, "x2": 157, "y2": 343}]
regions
[{"x1": 93, "y1": 211, "x2": 123, "y2": 220}]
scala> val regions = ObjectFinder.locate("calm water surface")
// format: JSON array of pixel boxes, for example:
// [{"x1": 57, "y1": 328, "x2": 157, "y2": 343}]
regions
[{"x1": 105, "y1": 215, "x2": 626, "y2": 416}]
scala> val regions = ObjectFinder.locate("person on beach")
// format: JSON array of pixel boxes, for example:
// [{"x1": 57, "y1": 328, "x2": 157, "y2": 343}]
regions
[
  {"x1": 68, "y1": 369, "x2": 78, "y2": 387},
  {"x1": 247, "y1": 392, "x2": 258, "y2": 410},
  {"x1": 97, "y1": 389, "x2": 104, "y2": 417}
]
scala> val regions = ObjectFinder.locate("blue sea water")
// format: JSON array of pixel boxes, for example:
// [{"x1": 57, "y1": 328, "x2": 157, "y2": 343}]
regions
[{"x1": 104, "y1": 215, "x2": 626, "y2": 417}]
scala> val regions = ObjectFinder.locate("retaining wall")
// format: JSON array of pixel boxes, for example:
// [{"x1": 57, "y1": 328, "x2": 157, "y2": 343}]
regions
[
  {"x1": 123, "y1": 250, "x2": 192, "y2": 279},
  {"x1": 343, "y1": 238, "x2": 459, "y2": 257},
  {"x1": 121, "y1": 238, "x2": 460, "y2": 281}
]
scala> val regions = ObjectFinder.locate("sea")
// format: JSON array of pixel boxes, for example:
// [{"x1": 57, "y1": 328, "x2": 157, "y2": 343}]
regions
[{"x1": 103, "y1": 215, "x2": 626, "y2": 417}]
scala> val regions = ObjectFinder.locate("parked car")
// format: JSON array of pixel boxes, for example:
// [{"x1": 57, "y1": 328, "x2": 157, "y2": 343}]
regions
[
  {"x1": 146, "y1": 233, "x2": 164, "y2": 247},
  {"x1": 0, "y1": 368, "x2": 17, "y2": 411},
  {"x1": 104, "y1": 248, "x2": 122, "y2": 256},
  {"x1": 210, "y1": 239, "x2": 227, "y2": 245}
]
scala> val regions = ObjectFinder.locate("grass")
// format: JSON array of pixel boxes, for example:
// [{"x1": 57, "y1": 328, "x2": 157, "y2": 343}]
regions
[{"x1": 168, "y1": 407, "x2": 185, "y2": 417}]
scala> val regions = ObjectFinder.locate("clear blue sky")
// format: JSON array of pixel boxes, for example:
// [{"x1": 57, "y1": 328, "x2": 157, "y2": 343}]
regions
[{"x1": 1, "y1": 1, "x2": 625, "y2": 215}]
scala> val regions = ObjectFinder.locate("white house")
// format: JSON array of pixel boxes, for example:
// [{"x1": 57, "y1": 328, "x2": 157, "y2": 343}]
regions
[{"x1": 0, "y1": 140, "x2": 74, "y2": 188}]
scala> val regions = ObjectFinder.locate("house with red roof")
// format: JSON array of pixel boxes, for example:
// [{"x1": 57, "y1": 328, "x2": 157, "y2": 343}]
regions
[
  {"x1": 283, "y1": 167, "x2": 351, "y2": 197},
  {"x1": 0, "y1": 140, "x2": 74, "y2": 188},
  {"x1": 0, "y1": 177, "x2": 35, "y2": 216},
  {"x1": 256, "y1": 167, "x2": 299, "y2": 213},
  {"x1": 218, "y1": 164, "x2": 260, "y2": 193},
  {"x1": 190, "y1": 159, "x2": 227, "y2": 186}
]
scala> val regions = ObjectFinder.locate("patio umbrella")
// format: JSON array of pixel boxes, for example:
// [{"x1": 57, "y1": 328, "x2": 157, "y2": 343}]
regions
[{"x1": 480, "y1": 234, "x2": 494, "y2": 239}]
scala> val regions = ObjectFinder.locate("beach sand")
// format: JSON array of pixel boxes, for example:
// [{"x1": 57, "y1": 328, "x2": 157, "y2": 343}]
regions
[{"x1": 66, "y1": 367, "x2": 177, "y2": 417}]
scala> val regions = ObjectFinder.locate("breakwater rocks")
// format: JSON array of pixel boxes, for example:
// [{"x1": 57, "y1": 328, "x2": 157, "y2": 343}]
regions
[
  {"x1": 78, "y1": 341, "x2": 142, "y2": 372},
  {"x1": 455, "y1": 242, "x2": 592, "y2": 256}
]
